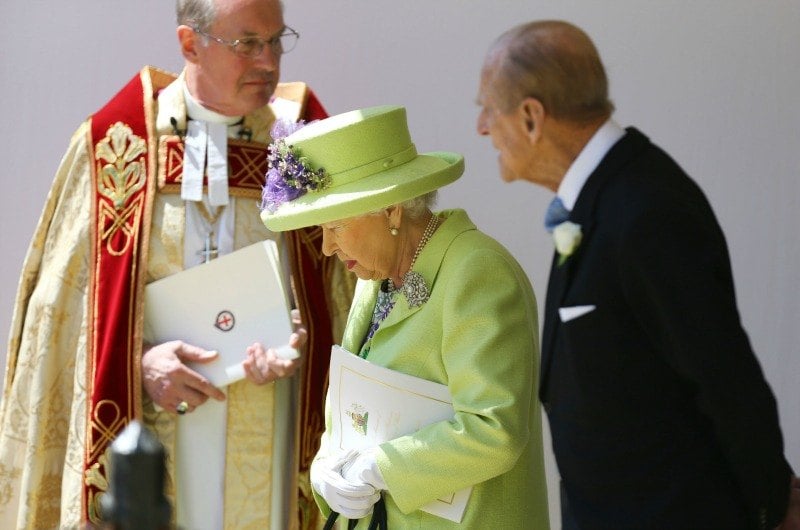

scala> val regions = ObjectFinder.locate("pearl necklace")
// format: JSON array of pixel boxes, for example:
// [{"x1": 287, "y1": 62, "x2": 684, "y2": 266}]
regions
[{"x1": 389, "y1": 213, "x2": 440, "y2": 308}]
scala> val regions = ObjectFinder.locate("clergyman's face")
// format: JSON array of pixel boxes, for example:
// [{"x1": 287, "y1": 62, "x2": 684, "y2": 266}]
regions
[
  {"x1": 476, "y1": 63, "x2": 533, "y2": 183},
  {"x1": 190, "y1": 0, "x2": 284, "y2": 116}
]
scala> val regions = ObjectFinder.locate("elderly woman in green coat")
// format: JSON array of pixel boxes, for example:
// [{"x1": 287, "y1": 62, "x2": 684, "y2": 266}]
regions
[{"x1": 261, "y1": 106, "x2": 550, "y2": 529}]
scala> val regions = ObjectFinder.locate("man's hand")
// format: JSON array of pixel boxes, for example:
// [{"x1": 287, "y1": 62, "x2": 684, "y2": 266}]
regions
[
  {"x1": 241, "y1": 309, "x2": 308, "y2": 385},
  {"x1": 142, "y1": 340, "x2": 226, "y2": 414},
  {"x1": 242, "y1": 340, "x2": 303, "y2": 385}
]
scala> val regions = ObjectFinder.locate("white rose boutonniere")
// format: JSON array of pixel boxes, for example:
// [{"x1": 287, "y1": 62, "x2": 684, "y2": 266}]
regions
[{"x1": 552, "y1": 221, "x2": 582, "y2": 266}]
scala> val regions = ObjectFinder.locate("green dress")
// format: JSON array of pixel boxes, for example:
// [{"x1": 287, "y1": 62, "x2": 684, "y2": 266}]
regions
[{"x1": 314, "y1": 209, "x2": 551, "y2": 529}]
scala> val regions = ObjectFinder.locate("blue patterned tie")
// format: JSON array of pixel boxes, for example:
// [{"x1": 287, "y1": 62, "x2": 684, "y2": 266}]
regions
[{"x1": 544, "y1": 196, "x2": 570, "y2": 233}]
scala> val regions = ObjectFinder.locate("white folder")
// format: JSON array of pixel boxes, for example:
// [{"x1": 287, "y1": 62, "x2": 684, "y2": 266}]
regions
[
  {"x1": 143, "y1": 240, "x2": 296, "y2": 387},
  {"x1": 328, "y1": 345, "x2": 472, "y2": 522}
]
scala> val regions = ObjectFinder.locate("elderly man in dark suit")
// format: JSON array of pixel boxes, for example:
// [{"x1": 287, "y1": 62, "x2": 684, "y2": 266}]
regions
[{"x1": 477, "y1": 19, "x2": 799, "y2": 530}]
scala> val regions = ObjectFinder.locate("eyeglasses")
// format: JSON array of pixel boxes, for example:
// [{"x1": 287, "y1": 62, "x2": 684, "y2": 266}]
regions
[{"x1": 192, "y1": 25, "x2": 299, "y2": 57}]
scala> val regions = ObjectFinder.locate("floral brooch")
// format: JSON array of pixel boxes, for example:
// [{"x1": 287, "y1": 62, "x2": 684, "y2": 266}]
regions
[
  {"x1": 260, "y1": 119, "x2": 330, "y2": 213},
  {"x1": 552, "y1": 221, "x2": 582, "y2": 266}
]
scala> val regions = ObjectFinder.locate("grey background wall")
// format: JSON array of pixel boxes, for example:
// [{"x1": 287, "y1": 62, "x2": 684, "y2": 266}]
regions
[{"x1": 1, "y1": 1, "x2": 798, "y2": 527}]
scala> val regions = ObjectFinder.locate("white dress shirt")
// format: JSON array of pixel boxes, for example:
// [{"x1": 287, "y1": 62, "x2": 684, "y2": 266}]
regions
[{"x1": 556, "y1": 119, "x2": 626, "y2": 210}]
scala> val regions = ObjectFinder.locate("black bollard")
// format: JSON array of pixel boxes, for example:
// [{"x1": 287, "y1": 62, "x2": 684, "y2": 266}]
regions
[{"x1": 100, "y1": 420, "x2": 172, "y2": 530}]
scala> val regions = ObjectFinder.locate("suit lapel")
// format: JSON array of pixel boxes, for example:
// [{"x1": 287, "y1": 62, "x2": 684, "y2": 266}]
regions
[
  {"x1": 373, "y1": 217, "x2": 454, "y2": 335},
  {"x1": 368, "y1": 210, "x2": 475, "y2": 347},
  {"x1": 341, "y1": 280, "x2": 380, "y2": 353},
  {"x1": 380, "y1": 291, "x2": 425, "y2": 330},
  {"x1": 539, "y1": 128, "x2": 651, "y2": 399},
  {"x1": 344, "y1": 279, "x2": 426, "y2": 356}
]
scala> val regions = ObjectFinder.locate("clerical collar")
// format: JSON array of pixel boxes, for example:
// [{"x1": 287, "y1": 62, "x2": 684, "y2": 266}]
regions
[
  {"x1": 180, "y1": 82, "x2": 241, "y2": 205},
  {"x1": 182, "y1": 82, "x2": 242, "y2": 125},
  {"x1": 557, "y1": 119, "x2": 626, "y2": 211}
]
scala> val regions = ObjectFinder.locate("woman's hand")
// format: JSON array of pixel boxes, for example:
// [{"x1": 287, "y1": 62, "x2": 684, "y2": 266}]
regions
[{"x1": 311, "y1": 450, "x2": 381, "y2": 519}]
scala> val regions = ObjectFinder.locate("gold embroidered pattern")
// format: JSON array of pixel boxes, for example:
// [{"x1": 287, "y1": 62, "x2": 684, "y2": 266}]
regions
[
  {"x1": 84, "y1": 400, "x2": 125, "y2": 523},
  {"x1": 95, "y1": 122, "x2": 147, "y2": 256},
  {"x1": 28, "y1": 470, "x2": 62, "y2": 529},
  {"x1": 85, "y1": 450, "x2": 110, "y2": 525},
  {"x1": 296, "y1": 226, "x2": 325, "y2": 263},
  {"x1": 228, "y1": 142, "x2": 272, "y2": 188},
  {"x1": 159, "y1": 135, "x2": 185, "y2": 187},
  {"x1": 0, "y1": 461, "x2": 21, "y2": 504},
  {"x1": 88, "y1": 400, "x2": 125, "y2": 463},
  {"x1": 157, "y1": 136, "x2": 266, "y2": 199}
]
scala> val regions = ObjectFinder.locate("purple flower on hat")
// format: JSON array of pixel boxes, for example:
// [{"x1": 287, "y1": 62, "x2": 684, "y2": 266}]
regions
[
  {"x1": 270, "y1": 117, "x2": 306, "y2": 140},
  {"x1": 260, "y1": 119, "x2": 330, "y2": 213}
]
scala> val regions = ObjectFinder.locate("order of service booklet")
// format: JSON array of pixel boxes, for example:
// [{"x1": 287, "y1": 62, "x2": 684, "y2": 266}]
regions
[
  {"x1": 143, "y1": 240, "x2": 296, "y2": 387},
  {"x1": 328, "y1": 344, "x2": 472, "y2": 522}
]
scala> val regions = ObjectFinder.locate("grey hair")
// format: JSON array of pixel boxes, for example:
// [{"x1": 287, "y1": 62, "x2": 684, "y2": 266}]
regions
[
  {"x1": 399, "y1": 191, "x2": 438, "y2": 220},
  {"x1": 176, "y1": 0, "x2": 285, "y2": 32},
  {"x1": 488, "y1": 20, "x2": 614, "y2": 124},
  {"x1": 176, "y1": 0, "x2": 216, "y2": 31},
  {"x1": 364, "y1": 191, "x2": 438, "y2": 220}
]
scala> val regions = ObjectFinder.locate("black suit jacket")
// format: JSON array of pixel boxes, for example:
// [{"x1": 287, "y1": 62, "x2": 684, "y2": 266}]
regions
[{"x1": 540, "y1": 128, "x2": 791, "y2": 529}]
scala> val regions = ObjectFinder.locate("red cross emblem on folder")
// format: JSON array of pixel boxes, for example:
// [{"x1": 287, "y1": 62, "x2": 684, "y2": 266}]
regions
[{"x1": 214, "y1": 310, "x2": 235, "y2": 332}]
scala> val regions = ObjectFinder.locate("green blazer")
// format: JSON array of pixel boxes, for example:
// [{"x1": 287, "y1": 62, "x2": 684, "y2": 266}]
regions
[{"x1": 315, "y1": 209, "x2": 550, "y2": 529}]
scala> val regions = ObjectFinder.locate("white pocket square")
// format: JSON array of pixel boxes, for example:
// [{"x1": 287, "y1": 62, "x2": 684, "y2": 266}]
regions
[{"x1": 559, "y1": 305, "x2": 596, "y2": 322}]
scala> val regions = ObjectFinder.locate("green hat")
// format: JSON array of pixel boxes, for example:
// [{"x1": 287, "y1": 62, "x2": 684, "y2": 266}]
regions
[{"x1": 260, "y1": 105, "x2": 464, "y2": 231}]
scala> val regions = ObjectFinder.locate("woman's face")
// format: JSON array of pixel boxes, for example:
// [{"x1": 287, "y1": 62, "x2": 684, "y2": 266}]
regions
[{"x1": 320, "y1": 212, "x2": 399, "y2": 281}]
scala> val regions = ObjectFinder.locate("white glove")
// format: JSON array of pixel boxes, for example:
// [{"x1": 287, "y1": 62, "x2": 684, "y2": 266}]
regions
[
  {"x1": 310, "y1": 450, "x2": 381, "y2": 519},
  {"x1": 341, "y1": 448, "x2": 387, "y2": 491}
]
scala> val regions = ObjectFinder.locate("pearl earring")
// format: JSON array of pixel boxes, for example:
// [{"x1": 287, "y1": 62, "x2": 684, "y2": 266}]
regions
[{"x1": 389, "y1": 227, "x2": 399, "y2": 236}]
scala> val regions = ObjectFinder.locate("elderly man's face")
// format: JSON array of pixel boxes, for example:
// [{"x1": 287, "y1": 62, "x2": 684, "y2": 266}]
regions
[
  {"x1": 476, "y1": 63, "x2": 535, "y2": 184},
  {"x1": 189, "y1": 0, "x2": 284, "y2": 116}
]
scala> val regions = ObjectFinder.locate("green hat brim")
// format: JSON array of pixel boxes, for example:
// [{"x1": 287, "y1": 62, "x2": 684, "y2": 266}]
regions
[{"x1": 261, "y1": 151, "x2": 464, "y2": 232}]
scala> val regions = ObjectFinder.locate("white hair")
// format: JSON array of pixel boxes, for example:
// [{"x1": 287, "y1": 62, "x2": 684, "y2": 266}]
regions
[{"x1": 364, "y1": 191, "x2": 438, "y2": 220}]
